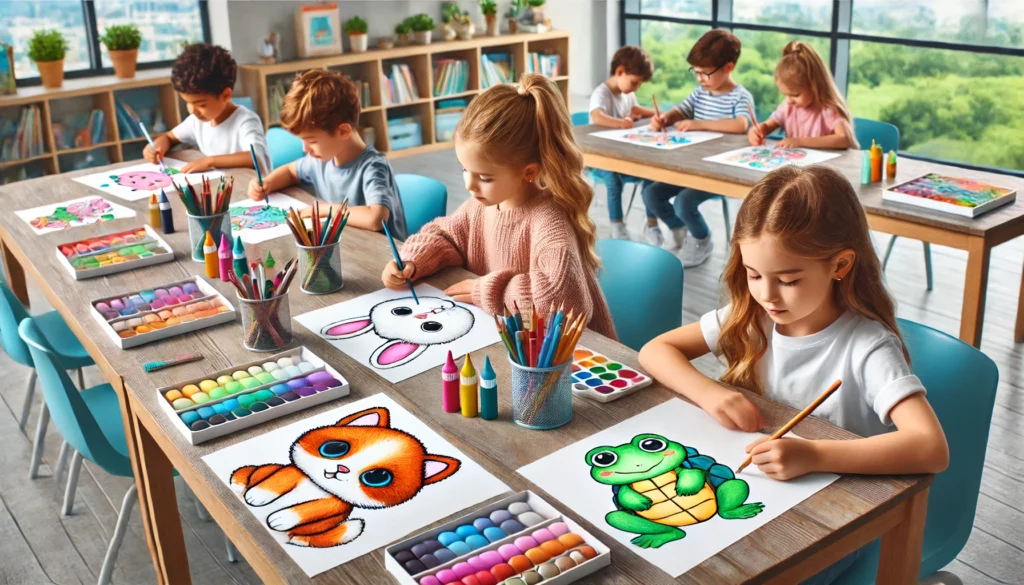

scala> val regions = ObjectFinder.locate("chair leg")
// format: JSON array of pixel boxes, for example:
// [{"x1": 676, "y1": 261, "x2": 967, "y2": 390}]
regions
[
  {"x1": 27, "y1": 402, "x2": 49, "y2": 479},
  {"x1": 17, "y1": 370, "x2": 37, "y2": 432},
  {"x1": 62, "y1": 450, "x2": 83, "y2": 516},
  {"x1": 624, "y1": 183, "x2": 638, "y2": 218},
  {"x1": 55, "y1": 440, "x2": 70, "y2": 484},
  {"x1": 97, "y1": 484, "x2": 138, "y2": 585},
  {"x1": 225, "y1": 534, "x2": 239, "y2": 563},
  {"x1": 882, "y1": 235, "x2": 898, "y2": 270},
  {"x1": 76, "y1": 368, "x2": 85, "y2": 390},
  {"x1": 720, "y1": 197, "x2": 732, "y2": 243},
  {"x1": 183, "y1": 482, "x2": 212, "y2": 522},
  {"x1": 923, "y1": 242, "x2": 933, "y2": 291}
]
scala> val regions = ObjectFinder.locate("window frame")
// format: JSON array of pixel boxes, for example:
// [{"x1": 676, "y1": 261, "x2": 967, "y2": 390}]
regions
[{"x1": 13, "y1": 0, "x2": 212, "y2": 88}]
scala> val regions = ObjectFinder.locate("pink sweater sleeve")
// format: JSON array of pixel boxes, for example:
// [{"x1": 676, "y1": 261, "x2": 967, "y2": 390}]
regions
[{"x1": 399, "y1": 203, "x2": 471, "y2": 279}]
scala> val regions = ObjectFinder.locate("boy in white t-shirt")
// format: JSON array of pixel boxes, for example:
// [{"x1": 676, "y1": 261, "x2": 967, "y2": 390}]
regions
[{"x1": 144, "y1": 43, "x2": 269, "y2": 174}]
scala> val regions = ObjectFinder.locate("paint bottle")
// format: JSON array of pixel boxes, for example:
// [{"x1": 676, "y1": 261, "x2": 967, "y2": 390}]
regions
[
  {"x1": 460, "y1": 354, "x2": 479, "y2": 418},
  {"x1": 158, "y1": 189, "x2": 174, "y2": 234},
  {"x1": 480, "y1": 356, "x2": 497, "y2": 420},
  {"x1": 870, "y1": 140, "x2": 882, "y2": 183},
  {"x1": 232, "y1": 236, "x2": 248, "y2": 281},
  {"x1": 860, "y1": 150, "x2": 872, "y2": 185},
  {"x1": 148, "y1": 193, "x2": 161, "y2": 229},
  {"x1": 886, "y1": 150, "x2": 897, "y2": 179},
  {"x1": 442, "y1": 350, "x2": 460, "y2": 413},
  {"x1": 218, "y1": 234, "x2": 232, "y2": 282}
]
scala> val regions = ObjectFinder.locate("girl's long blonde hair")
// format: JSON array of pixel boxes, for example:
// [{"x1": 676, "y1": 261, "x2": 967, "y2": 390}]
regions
[
  {"x1": 455, "y1": 73, "x2": 600, "y2": 271},
  {"x1": 776, "y1": 41, "x2": 859, "y2": 148},
  {"x1": 718, "y1": 165, "x2": 907, "y2": 394}
]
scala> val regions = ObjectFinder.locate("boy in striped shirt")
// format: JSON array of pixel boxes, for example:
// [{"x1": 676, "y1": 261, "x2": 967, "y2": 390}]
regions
[{"x1": 645, "y1": 30, "x2": 755, "y2": 267}]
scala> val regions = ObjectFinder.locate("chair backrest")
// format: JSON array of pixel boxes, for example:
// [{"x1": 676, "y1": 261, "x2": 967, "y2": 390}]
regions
[
  {"x1": 853, "y1": 117, "x2": 899, "y2": 153},
  {"x1": 0, "y1": 281, "x2": 34, "y2": 367},
  {"x1": 234, "y1": 96, "x2": 255, "y2": 111},
  {"x1": 396, "y1": 174, "x2": 448, "y2": 236},
  {"x1": 266, "y1": 127, "x2": 306, "y2": 170},
  {"x1": 18, "y1": 318, "x2": 130, "y2": 476},
  {"x1": 571, "y1": 111, "x2": 590, "y2": 126},
  {"x1": 596, "y1": 239, "x2": 683, "y2": 351}
]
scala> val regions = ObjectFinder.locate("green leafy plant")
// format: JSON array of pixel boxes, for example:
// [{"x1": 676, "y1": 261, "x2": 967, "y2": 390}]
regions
[
  {"x1": 409, "y1": 14, "x2": 436, "y2": 32},
  {"x1": 478, "y1": 0, "x2": 498, "y2": 15},
  {"x1": 344, "y1": 16, "x2": 368, "y2": 35},
  {"x1": 99, "y1": 24, "x2": 142, "y2": 51},
  {"x1": 28, "y1": 29, "x2": 68, "y2": 62},
  {"x1": 441, "y1": 2, "x2": 461, "y2": 24},
  {"x1": 527, "y1": 0, "x2": 546, "y2": 6},
  {"x1": 506, "y1": 0, "x2": 527, "y2": 18},
  {"x1": 395, "y1": 21, "x2": 412, "y2": 35}
]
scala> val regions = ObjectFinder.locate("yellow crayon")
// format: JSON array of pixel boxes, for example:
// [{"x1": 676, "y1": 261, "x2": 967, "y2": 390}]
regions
[
  {"x1": 460, "y1": 354, "x2": 479, "y2": 418},
  {"x1": 203, "y1": 231, "x2": 219, "y2": 279}
]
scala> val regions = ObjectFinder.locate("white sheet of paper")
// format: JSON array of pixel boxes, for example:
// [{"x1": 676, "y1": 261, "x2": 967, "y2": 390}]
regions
[
  {"x1": 202, "y1": 393, "x2": 509, "y2": 577},
  {"x1": 590, "y1": 125, "x2": 723, "y2": 150},
  {"x1": 518, "y1": 398, "x2": 838, "y2": 577},
  {"x1": 15, "y1": 196, "x2": 136, "y2": 235},
  {"x1": 295, "y1": 284, "x2": 501, "y2": 384},
  {"x1": 73, "y1": 158, "x2": 224, "y2": 201},
  {"x1": 229, "y1": 193, "x2": 309, "y2": 244},
  {"x1": 703, "y1": 145, "x2": 841, "y2": 172}
]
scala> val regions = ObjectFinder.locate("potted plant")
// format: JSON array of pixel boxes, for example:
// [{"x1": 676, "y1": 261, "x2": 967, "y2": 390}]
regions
[
  {"x1": 479, "y1": 0, "x2": 498, "y2": 36},
  {"x1": 409, "y1": 14, "x2": 435, "y2": 45},
  {"x1": 99, "y1": 24, "x2": 142, "y2": 78},
  {"x1": 456, "y1": 12, "x2": 475, "y2": 41},
  {"x1": 28, "y1": 29, "x2": 68, "y2": 89},
  {"x1": 395, "y1": 20, "x2": 412, "y2": 46},
  {"x1": 344, "y1": 16, "x2": 368, "y2": 53},
  {"x1": 506, "y1": 0, "x2": 527, "y2": 34},
  {"x1": 441, "y1": 3, "x2": 460, "y2": 41}
]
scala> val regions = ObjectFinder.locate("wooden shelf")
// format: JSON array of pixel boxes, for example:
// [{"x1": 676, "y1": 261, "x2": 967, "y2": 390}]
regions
[
  {"x1": 57, "y1": 141, "x2": 117, "y2": 155},
  {"x1": 0, "y1": 152, "x2": 53, "y2": 170},
  {"x1": 434, "y1": 90, "x2": 479, "y2": 101},
  {"x1": 362, "y1": 105, "x2": 383, "y2": 113},
  {"x1": 385, "y1": 98, "x2": 432, "y2": 109}
]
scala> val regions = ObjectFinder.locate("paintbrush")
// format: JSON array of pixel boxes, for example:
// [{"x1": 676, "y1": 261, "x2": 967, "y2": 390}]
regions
[{"x1": 143, "y1": 354, "x2": 204, "y2": 373}]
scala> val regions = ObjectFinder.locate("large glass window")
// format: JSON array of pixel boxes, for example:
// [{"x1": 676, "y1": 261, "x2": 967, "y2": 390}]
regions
[
  {"x1": 95, "y1": 1, "x2": 206, "y2": 68},
  {"x1": 634, "y1": 21, "x2": 706, "y2": 107},
  {"x1": 852, "y1": 0, "x2": 1024, "y2": 49},
  {"x1": 636, "y1": 0, "x2": 712, "y2": 20},
  {"x1": 1, "y1": 1, "x2": 91, "y2": 79},
  {"x1": 732, "y1": 30, "x2": 830, "y2": 117},
  {"x1": 732, "y1": 0, "x2": 832, "y2": 31}
]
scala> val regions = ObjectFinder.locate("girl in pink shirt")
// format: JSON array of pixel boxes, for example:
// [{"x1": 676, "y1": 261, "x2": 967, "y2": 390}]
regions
[{"x1": 748, "y1": 41, "x2": 859, "y2": 150}]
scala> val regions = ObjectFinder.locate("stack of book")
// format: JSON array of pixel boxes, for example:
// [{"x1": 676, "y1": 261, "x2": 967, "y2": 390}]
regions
[
  {"x1": 481, "y1": 53, "x2": 515, "y2": 88},
  {"x1": 433, "y1": 59, "x2": 469, "y2": 97},
  {"x1": 353, "y1": 79, "x2": 371, "y2": 108},
  {"x1": 52, "y1": 109, "x2": 106, "y2": 150},
  {"x1": 268, "y1": 79, "x2": 290, "y2": 125},
  {"x1": 527, "y1": 52, "x2": 561, "y2": 78},
  {"x1": 114, "y1": 101, "x2": 165, "y2": 140},
  {"x1": 382, "y1": 63, "x2": 421, "y2": 105},
  {"x1": 0, "y1": 105, "x2": 45, "y2": 162}
]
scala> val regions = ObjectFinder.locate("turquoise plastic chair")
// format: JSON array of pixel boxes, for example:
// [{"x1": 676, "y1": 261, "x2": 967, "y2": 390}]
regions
[
  {"x1": 266, "y1": 126, "x2": 305, "y2": 170},
  {"x1": 832, "y1": 318, "x2": 998, "y2": 585},
  {"x1": 854, "y1": 118, "x2": 932, "y2": 291},
  {"x1": 596, "y1": 239, "x2": 683, "y2": 350},
  {"x1": 233, "y1": 96, "x2": 255, "y2": 112},
  {"x1": 571, "y1": 111, "x2": 590, "y2": 126},
  {"x1": 396, "y1": 174, "x2": 448, "y2": 236},
  {"x1": 0, "y1": 282, "x2": 92, "y2": 479}
]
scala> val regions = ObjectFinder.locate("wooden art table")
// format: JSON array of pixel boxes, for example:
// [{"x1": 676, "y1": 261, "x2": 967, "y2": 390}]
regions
[
  {"x1": 575, "y1": 125, "x2": 1024, "y2": 348},
  {"x1": 0, "y1": 155, "x2": 930, "y2": 584}
]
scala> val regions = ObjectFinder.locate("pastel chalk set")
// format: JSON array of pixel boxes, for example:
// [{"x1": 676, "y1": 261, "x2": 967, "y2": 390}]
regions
[
  {"x1": 570, "y1": 347, "x2": 652, "y2": 403},
  {"x1": 56, "y1": 225, "x2": 173, "y2": 279},
  {"x1": 385, "y1": 491, "x2": 610, "y2": 585},
  {"x1": 89, "y1": 276, "x2": 236, "y2": 348},
  {"x1": 156, "y1": 346, "x2": 350, "y2": 444}
]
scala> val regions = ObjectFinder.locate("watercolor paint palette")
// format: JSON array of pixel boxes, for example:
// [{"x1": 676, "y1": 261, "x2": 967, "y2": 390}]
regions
[
  {"x1": 56, "y1": 225, "x2": 173, "y2": 279},
  {"x1": 883, "y1": 172, "x2": 1018, "y2": 218},
  {"x1": 157, "y1": 347, "x2": 350, "y2": 444},
  {"x1": 385, "y1": 491, "x2": 610, "y2": 585},
  {"x1": 89, "y1": 276, "x2": 235, "y2": 349},
  {"x1": 570, "y1": 347, "x2": 652, "y2": 403}
]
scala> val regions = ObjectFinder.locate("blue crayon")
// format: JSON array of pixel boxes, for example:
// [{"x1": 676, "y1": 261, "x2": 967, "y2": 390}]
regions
[
  {"x1": 480, "y1": 356, "x2": 498, "y2": 420},
  {"x1": 232, "y1": 235, "x2": 248, "y2": 281}
]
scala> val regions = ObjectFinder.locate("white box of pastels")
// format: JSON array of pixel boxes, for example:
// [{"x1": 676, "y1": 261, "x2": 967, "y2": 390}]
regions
[
  {"x1": 157, "y1": 347, "x2": 350, "y2": 445},
  {"x1": 56, "y1": 225, "x2": 174, "y2": 280},
  {"x1": 385, "y1": 491, "x2": 611, "y2": 585},
  {"x1": 89, "y1": 276, "x2": 235, "y2": 349}
]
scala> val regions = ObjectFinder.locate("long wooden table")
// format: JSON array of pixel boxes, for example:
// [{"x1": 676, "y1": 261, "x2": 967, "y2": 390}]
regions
[
  {"x1": 0, "y1": 155, "x2": 930, "y2": 584},
  {"x1": 576, "y1": 126, "x2": 1024, "y2": 348}
]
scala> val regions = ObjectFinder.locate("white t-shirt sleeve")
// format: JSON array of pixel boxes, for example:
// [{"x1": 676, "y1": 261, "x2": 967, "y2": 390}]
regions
[
  {"x1": 236, "y1": 112, "x2": 271, "y2": 171},
  {"x1": 588, "y1": 85, "x2": 612, "y2": 119},
  {"x1": 699, "y1": 305, "x2": 731, "y2": 356},
  {"x1": 860, "y1": 337, "x2": 925, "y2": 425},
  {"x1": 171, "y1": 115, "x2": 199, "y2": 148}
]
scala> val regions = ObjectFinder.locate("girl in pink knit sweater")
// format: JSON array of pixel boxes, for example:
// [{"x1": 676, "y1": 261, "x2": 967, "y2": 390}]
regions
[{"x1": 382, "y1": 74, "x2": 617, "y2": 339}]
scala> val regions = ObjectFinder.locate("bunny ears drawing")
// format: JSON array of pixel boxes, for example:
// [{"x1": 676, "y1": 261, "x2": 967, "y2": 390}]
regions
[{"x1": 321, "y1": 297, "x2": 475, "y2": 368}]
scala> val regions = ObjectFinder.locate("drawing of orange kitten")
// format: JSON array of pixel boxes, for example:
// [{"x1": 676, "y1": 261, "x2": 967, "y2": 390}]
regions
[{"x1": 230, "y1": 407, "x2": 461, "y2": 547}]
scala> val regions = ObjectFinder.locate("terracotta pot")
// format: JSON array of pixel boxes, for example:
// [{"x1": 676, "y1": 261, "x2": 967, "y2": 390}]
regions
[
  {"x1": 508, "y1": 19, "x2": 519, "y2": 34},
  {"x1": 349, "y1": 32, "x2": 368, "y2": 53},
  {"x1": 108, "y1": 48, "x2": 138, "y2": 78},
  {"x1": 414, "y1": 30, "x2": 432, "y2": 45},
  {"x1": 486, "y1": 14, "x2": 498, "y2": 36},
  {"x1": 397, "y1": 33, "x2": 411, "y2": 46},
  {"x1": 35, "y1": 59, "x2": 64, "y2": 89},
  {"x1": 378, "y1": 37, "x2": 395, "y2": 50}
]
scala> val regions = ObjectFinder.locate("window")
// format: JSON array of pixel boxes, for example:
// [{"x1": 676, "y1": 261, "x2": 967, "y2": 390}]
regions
[
  {"x1": 852, "y1": 0, "x2": 1024, "y2": 49},
  {"x1": 1, "y1": 0, "x2": 209, "y2": 85},
  {"x1": 732, "y1": 0, "x2": 832, "y2": 31},
  {"x1": 635, "y1": 0, "x2": 712, "y2": 20},
  {"x1": 634, "y1": 21, "x2": 707, "y2": 107},
  {"x1": 732, "y1": 30, "x2": 829, "y2": 115}
]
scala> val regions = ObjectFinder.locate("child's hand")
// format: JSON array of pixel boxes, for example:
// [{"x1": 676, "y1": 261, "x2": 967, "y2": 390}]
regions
[
  {"x1": 142, "y1": 144, "x2": 159, "y2": 164},
  {"x1": 382, "y1": 260, "x2": 416, "y2": 290},
  {"x1": 248, "y1": 179, "x2": 267, "y2": 201},
  {"x1": 619, "y1": 118, "x2": 634, "y2": 129},
  {"x1": 629, "y1": 106, "x2": 646, "y2": 121},
  {"x1": 650, "y1": 115, "x2": 666, "y2": 131},
  {"x1": 776, "y1": 137, "x2": 803, "y2": 149},
  {"x1": 745, "y1": 437, "x2": 819, "y2": 480},
  {"x1": 674, "y1": 120, "x2": 696, "y2": 132},
  {"x1": 444, "y1": 279, "x2": 477, "y2": 304},
  {"x1": 748, "y1": 124, "x2": 765, "y2": 146},
  {"x1": 703, "y1": 389, "x2": 764, "y2": 432},
  {"x1": 181, "y1": 157, "x2": 214, "y2": 174},
  {"x1": 143, "y1": 135, "x2": 169, "y2": 164}
]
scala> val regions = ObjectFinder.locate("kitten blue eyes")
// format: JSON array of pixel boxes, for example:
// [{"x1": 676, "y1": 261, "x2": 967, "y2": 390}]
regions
[
  {"x1": 360, "y1": 468, "x2": 393, "y2": 487},
  {"x1": 319, "y1": 441, "x2": 350, "y2": 458}
]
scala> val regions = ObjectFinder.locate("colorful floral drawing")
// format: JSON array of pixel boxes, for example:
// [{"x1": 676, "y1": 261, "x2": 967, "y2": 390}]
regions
[
  {"x1": 621, "y1": 130, "x2": 692, "y2": 148},
  {"x1": 17, "y1": 196, "x2": 135, "y2": 234},
  {"x1": 231, "y1": 204, "x2": 288, "y2": 231},
  {"x1": 590, "y1": 125, "x2": 723, "y2": 151},
  {"x1": 727, "y1": 147, "x2": 807, "y2": 170},
  {"x1": 890, "y1": 173, "x2": 1014, "y2": 209},
  {"x1": 102, "y1": 168, "x2": 180, "y2": 192}
]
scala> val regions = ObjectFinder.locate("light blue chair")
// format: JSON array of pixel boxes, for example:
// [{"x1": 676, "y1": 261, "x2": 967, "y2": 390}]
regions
[
  {"x1": 571, "y1": 111, "x2": 590, "y2": 126},
  {"x1": 855, "y1": 117, "x2": 932, "y2": 291},
  {"x1": 266, "y1": 126, "x2": 305, "y2": 170},
  {"x1": 832, "y1": 318, "x2": 998, "y2": 585},
  {"x1": 596, "y1": 239, "x2": 683, "y2": 350},
  {"x1": 233, "y1": 96, "x2": 255, "y2": 112},
  {"x1": 396, "y1": 174, "x2": 448, "y2": 236}
]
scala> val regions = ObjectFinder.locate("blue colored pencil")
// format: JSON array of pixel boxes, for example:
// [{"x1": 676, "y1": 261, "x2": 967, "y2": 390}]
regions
[
  {"x1": 249, "y1": 144, "x2": 268, "y2": 207},
  {"x1": 139, "y1": 121, "x2": 167, "y2": 174},
  {"x1": 381, "y1": 220, "x2": 420, "y2": 305}
]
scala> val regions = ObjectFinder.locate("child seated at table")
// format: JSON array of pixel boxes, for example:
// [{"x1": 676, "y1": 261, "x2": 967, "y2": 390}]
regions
[
  {"x1": 588, "y1": 45, "x2": 657, "y2": 241},
  {"x1": 638, "y1": 165, "x2": 948, "y2": 584},
  {"x1": 247, "y1": 69, "x2": 407, "y2": 240},
  {"x1": 645, "y1": 30, "x2": 755, "y2": 267},
  {"x1": 382, "y1": 74, "x2": 616, "y2": 339},
  {"x1": 144, "y1": 43, "x2": 269, "y2": 174},
  {"x1": 748, "y1": 41, "x2": 858, "y2": 150}
]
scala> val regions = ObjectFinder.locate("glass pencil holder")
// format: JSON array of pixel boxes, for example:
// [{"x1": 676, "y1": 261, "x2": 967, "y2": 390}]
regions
[
  {"x1": 237, "y1": 294, "x2": 293, "y2": 352},
  {"x1": 186, "y1": 211, "x2": 230, "y2": 262},
  {"x1": 510, "y1": 357, "x2": 573, "y2": 430},
  {"x1": 297, "y1": 240, "x2": 344, "y2": 295}
]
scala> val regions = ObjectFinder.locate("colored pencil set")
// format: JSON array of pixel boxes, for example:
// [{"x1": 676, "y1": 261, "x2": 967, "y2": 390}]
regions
[
  {"x1": 227, "y1": 256, "x2": 298, "y2": 351},
  {"x1": 495, "y1": 303, "x2": 586, "y2": 369},
  {"x1": 286, "y1": 200, "x2": 349, "y2": 293},
  {"x1": 172, "y1": 175, "x2": 234, "y2": 218}
]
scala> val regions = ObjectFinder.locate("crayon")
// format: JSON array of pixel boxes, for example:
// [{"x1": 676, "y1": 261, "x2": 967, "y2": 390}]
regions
[
  {"x1": 265, "y1": 250, "x2": 276, "y2": 269},
  {"x1": 381, "y1": 219, "x2": 420, "y2": 304},
  {"x1": 460, "y1": 354, "x2": 478, "y2": 418},
  {"x1": 442, "y1": 350, "x2": 460, "y2": 413},
  {"x1": 148, "y1": 193, "x2": 161, "y2": 228},
  {"x1": 232, "y1": 236, "x2": 247, "y2": 281},
  {"x1": 203, "y1": 231, "x2": 219, "y2": 278},
  {"x1": 218, "y1": 234, "x2": 232, "y2": 282},
  {"x1": 158, "y1": 189, "x2": 174, "y2": 234},
  {"x1": 480, "y1": 356, "x2": 497, "y2": 420}
]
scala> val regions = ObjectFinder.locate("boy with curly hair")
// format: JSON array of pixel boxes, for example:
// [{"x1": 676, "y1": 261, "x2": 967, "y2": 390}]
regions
[{"x1": 144, "y1": 43, "x2": 269, "y2": 174}]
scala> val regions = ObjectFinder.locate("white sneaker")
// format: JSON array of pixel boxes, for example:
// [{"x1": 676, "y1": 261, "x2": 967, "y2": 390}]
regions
[
  {"x1": 669, "y1": 227, "x2": 687, "y2": 251},
  {"x1": 611, "y1": 222, "x2": 630, "y2": 240},
  {"x1": 680, "y1": 234, "x2": 714, "y2": 267},
  {"x1": 642, "y1": 224, "x2": 664, "y2": 247}
]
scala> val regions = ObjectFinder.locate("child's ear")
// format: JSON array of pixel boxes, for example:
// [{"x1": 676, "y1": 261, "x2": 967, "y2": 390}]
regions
[
  {"x1": 336, "y1": 123, "x2": 353, "y2": 140},
  {"x1": 833, "y1": 249, "x2": 856, "y2": 279},
  {"x1": 220, "y1": 87, "x2": 233, "y2": 102},
  {"x1": 522, "y1": 162, "x2": 541, "y2": 184},
  {"x1": 613, "y1": 65, "x2": 626, "y2": 76},
  {"x1": 723, "y1": 62, "x2": 736, "y2": 75}
]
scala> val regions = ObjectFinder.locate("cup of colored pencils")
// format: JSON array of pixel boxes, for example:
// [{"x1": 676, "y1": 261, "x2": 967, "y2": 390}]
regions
[
  {"x1": 177, "y1": 175, "x2": 233, "y2": 262},
  {"x1": 286, "y1": 200, "x2": 349, "y2": 295},
  {"x1": 229, "y1": 257, "x2": 298, "y2": 352},
  {"x1": 496, "y1": 303, "x2": 585, "y2": 430}
]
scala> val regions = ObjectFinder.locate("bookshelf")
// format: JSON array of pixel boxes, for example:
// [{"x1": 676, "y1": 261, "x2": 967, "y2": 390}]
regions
[{"x1": 239, "y1": 30, "x2": 570, "y2": 160}]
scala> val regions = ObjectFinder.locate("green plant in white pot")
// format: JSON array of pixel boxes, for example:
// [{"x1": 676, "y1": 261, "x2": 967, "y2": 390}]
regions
[
  {"x1": 28, "y1": 29, "x2": 68, "y2": 89},
  {"x1": 100, "y1": 24, "x2": 142, "y2": 78},
  {"x1": 344, "y1": 16, "x2": 368, "y2": 53},
  {"x1": 409, "y1": 14, "x2": 435, "y2": 45}
]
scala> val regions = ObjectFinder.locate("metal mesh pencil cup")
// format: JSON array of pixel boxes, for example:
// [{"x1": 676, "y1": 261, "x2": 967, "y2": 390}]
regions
[
  {"x1": 186, "y1": 211, "x2": 230, "y2": 262},
  {"x1": 297, "y1": 241, "x2": 344, "y2": 294},
  {"x1": 238, "y1": 294, "x2": 293, "y2": 352},
  {"x1": 510, "y1": 357, "x2": 573, "y2": 430}
]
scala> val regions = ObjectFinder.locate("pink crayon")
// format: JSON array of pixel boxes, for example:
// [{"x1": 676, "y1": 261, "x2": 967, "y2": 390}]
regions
[
  {"x1": 443, "y1": 350, "x2": 460, "y2": 413},
  {"x1": 218, "y1": 234, "x2": 232, "y2": 282}
]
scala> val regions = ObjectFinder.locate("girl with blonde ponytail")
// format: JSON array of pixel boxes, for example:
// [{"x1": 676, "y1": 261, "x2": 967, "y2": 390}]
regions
[{"x1": 383, "y1": 74, "x2": 616, "y2": 339}]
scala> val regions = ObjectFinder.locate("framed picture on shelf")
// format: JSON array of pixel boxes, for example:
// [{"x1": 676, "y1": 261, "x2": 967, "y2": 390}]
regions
[
  {"x1": 295, "y1": 3, "x2": 343, "y2": 58},
  {"x1": 0, "y1": 42, "x2": 15, "y2": 96}
]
